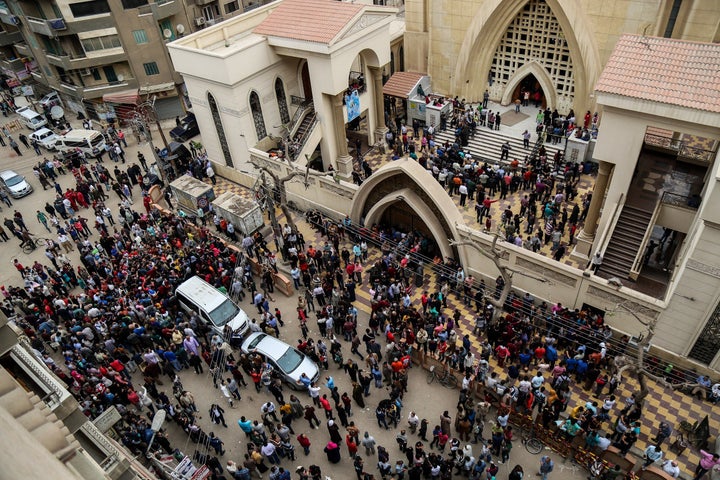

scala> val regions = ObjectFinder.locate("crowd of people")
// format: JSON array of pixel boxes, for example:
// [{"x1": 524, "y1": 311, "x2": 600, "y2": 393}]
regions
[
  {"x1": 1, "y1": 118, "x2": 715, "y2": 480},
  {"x1": 380, "y1": 104, "x2": 593, "y2": 264}
]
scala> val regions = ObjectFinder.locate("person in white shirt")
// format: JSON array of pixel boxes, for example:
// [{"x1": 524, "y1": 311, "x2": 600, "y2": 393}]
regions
[{"x1": 662, "y1": 460, "x2": 680, "y2": 478}]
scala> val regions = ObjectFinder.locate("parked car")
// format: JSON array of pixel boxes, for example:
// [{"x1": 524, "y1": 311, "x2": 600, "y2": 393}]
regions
[
  {"x1": 29, "y1": 127, "x2": 59, "y2": 150},
  {"x1": 170, "y1": 112, "x2": 200, "y2": 142},
  {"x1": 241, "y1": 333, "x2": 320, "y2": 390},
  {"x1": 39, "y1": 91, "x2": 61, "y2": 109},
  {"x1": 0, "y1": 170, "x2": 33, "y2": 198}
]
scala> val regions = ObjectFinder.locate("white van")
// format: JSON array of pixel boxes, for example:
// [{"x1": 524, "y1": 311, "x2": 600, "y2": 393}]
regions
[
  {"x1": 55, "y1": 129, "x2": 106, "y2": 157},
  {"x1": 174, "y1": 276, "x2": 250, "y2": 338},
  {"x1": 15, "y1": 106, "x2": 47, "y2": 130}
]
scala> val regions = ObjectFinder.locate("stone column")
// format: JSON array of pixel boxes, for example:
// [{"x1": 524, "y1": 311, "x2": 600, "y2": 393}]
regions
[
  {"x1": 572, "y1": 160, "x2": 613, "y2": 261},
  {"x1": 332, "y1": 92, "x2": 354, "y2": 181},
  {"x1": 369, "y1": 65, "x2": 388, "y2": 152}
]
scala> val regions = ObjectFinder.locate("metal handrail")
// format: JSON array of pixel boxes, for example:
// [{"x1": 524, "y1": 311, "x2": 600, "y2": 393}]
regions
[
  {"x1": 287, "y1": 100, "x2": 314, "y2": 139},
  {"x1": 630, "y1": 199, "x2": 663, "y2": 275},
  {"x1": 290, "y1": 114, "x2": 318, "y2": 160},
  {"x1": 660, "y1": 191, "x2": 697, "y2": 209},
  {"x1": 643, "y1": 133, "x2": 715, "y2": 163},
  {"x1": 593, "y1": 192, "x2": 624, "y2": 260}
]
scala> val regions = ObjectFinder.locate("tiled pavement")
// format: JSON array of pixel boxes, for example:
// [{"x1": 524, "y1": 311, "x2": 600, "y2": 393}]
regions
[{"x1": 199, "y1": 166, "x2": 716, "y2": 477}]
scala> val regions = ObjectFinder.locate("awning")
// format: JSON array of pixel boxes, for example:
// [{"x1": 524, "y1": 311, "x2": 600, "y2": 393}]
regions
[
  {"x1": 383, "y1": 71, "x2": 426, "y2": 99},
  {"x1": 139, "y1": 82, "x2": 176, "y2": 95},
  {"x1": 103, "y1": 88, "x2": 139, "y2": 105}
]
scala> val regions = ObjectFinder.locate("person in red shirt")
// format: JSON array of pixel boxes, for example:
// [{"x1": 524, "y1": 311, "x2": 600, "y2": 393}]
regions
[
  {"x1": 534, "y1": 345, "x2": 546, "y2": 364},
  {"x1": 495, "y1": 344, "x2": 510, "y2": 367},
  {"x1": 346, "y1": 434, "x2": 358, "y2": 458}
]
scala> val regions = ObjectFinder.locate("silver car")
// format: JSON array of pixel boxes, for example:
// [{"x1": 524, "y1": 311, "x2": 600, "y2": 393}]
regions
[
  {"x1": 241, "y1": 332, "x2": 320, "y2": 390},
  {"x1": 0, "y1": 170, "x2": 33, "y2": 198}
]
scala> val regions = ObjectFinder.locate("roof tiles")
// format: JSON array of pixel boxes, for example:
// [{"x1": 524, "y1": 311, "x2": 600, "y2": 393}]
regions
[
  {"x1": 383, "y1": 71, "x2": 425, "y2": 98},
  {"x1": 596, "y1": 34, "x2": 720, "y2": 113},
  {"x1": 253, "y1": 0, "x2": 363, "y2": 45}
]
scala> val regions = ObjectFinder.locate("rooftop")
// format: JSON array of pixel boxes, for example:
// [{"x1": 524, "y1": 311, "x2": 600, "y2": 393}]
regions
[
  {"x1": 253, "y1": 0, "x2": 363, "y2": 45},
  {"x1": 383, "y1": 71, "x2": 425, "y2": 98},
  {"x1": 595, "y1": 34, "x2": 720, "y2": 113}
]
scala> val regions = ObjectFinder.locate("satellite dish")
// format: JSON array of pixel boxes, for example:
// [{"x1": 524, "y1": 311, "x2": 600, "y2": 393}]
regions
[
  {"x1": 163, "y1": 28, "x2": 172, "y2": 39},
  {"x1": 50, "y1": 105, "x2": 64, "y2": 120},
  {"x1": 117, "y1": 74, "x2": 124, "y2": 82},
  {"x1": 176, "y1": 24, "x2": 185, "y2": 35},
  {"x1": 150, "y1": 409, "x2": 166, "y2": 432}
]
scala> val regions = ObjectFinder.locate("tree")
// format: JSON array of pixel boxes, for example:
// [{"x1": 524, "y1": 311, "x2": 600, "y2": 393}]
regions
[
  {"x1": 611, "y1": 302, "x2": 700, "y2": 408},
  {"x1": 449, "y1": 229, "x2": 514, "y2": 310},
  {"x1": 248, "y1": 123, "x2": 332, "y2": 233}
]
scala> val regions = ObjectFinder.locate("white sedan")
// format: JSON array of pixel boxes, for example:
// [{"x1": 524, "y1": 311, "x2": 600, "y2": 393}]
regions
[
  {"x1": 0, "y1": 170, "x2": 33, "y2": 198},
  {"x1": 241, "y1": 332, "x2": 320, "y2": 390}
]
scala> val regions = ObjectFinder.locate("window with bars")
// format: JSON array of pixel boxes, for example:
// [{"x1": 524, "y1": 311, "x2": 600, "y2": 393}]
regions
[
  {"x1": 689, "y1": 302, "x2": 720, "y2": 365},
  {"x1": 132, "y1": 29, "x2": 148, "y2": 44},
  {"x1": 275, "y1": 78, "x2": 290, "y2": 125},
  {"x1": 208, "y1": 92, "x2": 233, "y2": 167},
  {"x1": 143, "y1": 62, "x2": 160, "y2": 76},
  {"x1": 249, "y1": 91, "x2": 267, "y2": 141},
  {"x1": 490, "y1": 0, "x2": 575, "y2": 102}
]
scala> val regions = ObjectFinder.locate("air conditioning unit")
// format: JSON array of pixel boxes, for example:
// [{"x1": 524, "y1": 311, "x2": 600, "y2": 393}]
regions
[
  {"x1": 79, "y1": 68, "x2": 91, "y2": 76},
  {"x1": 195, "y1": 17, "x2": 205, "y2": 26}
]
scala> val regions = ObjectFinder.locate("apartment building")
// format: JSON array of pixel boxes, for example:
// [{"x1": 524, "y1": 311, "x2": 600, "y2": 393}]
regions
[{"x1": 0, "y1": 0, "x2": 271, "y2": 120}]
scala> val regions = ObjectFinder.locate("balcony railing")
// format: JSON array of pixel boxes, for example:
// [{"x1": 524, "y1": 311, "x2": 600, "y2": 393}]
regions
[
  {"x1": 137, "y1": 0, "x2": 181, "y2": 18},
  {"x1": 26, "y1": 16, "x2": 65, "y2": 36},
  {"x1": 1, "y1": 56, "x2": 23, "y2": 70},
  {"x1": 644, "y1": 132, "x2": 716, "y2": 163},
  {"x1": 661, "y1": 191, "x2": 700, "y2": 210},
  {"x1": 59, "y1": 77, "x2": 138, "y2": 99},
  {"x1": 46, "y1": 50, "x2": 127, "y2": 70},
  {"x1": 0, "y1": 29, "x2": 21, "y2": 46},
  {"x1": 10, "y1": 338, "x2": 72, "y2": 411}
]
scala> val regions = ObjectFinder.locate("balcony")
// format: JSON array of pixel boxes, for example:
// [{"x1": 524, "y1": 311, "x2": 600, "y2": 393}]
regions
[
  {"x1": 59, "y1": 77, "x2": 138, "y2": 99},
  {"x1": 137, "y1": 0, "x2": 182, "y2": 19},
  {"x1": 26, "y1": 16, "x2": 66, "y2": 36},
  {"x1": 46, "y1": 50, "x2": 127, "y2": 70},
  {"x1": 1, "y1": 56, "x2": 23, "y2": 70},
  {"x1": 0, "y1": 11, "x2": 20, "y2": 26},
  {"x1": 13, "y1": 42, "x2": 30, "y2": 56},
  {"x1": 57, "y1": 14, "x2": 113, "y2": 36},
  {"x1": 0, "y1": 29, "x2": 21, "y2": 47}
]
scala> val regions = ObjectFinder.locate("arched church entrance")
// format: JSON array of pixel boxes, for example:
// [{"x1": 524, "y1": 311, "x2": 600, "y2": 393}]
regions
[
  {"x1": 377, "y1": 201, "x2": 440, "y2": 258},
  {"x1": 512, "y1": 73, "x2": 545, "y2": 109},
  {"x1": 350, "y1": 161, "x2": 467, "y2": 265}
]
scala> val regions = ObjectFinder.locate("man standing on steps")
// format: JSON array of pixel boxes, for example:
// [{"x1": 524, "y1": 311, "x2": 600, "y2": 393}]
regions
[
  {"x1": 494, "y1": 111, "x2": 501, "y2": 130},
  {"x1": 523, "y1": 130, "x2": 531, "y2": 149},
  {"x1": 500, "y1": 142, "x2": 511, "y2": 162},
  {"x1": 482, "y1": 90, "x2": 489, "y2": 109}
]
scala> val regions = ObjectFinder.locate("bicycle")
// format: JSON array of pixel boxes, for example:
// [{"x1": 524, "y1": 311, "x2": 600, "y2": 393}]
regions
[
  {"x1": 426, "y1": 365, "x2": 458, "y2": 389},
  {"x1": 522, "y1": 419, "x2": 544, "y2": 454},
  {"x1": 22, "y1": 237, "x2": 47, "y2": 254}
]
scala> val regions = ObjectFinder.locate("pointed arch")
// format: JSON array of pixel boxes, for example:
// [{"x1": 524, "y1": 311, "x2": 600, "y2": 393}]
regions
[
  {"x1": 500, "y1": 62, "x2": 557, "y2": 111},
  {"x1": 274, "y1": 77, "x2": 290, "y2": 125},
  {"x1": 454, "y1": 0, "x2": 601, "y2": 113},
  {"x1": 207, "y1": 92, "x2": 233, "y2": 167},
  {"x1": 249, "y1": 90, "x2": 266, "y2": 142},
  {"x1": 350, "y1": 159, "x2": 467, "y2": 264}
]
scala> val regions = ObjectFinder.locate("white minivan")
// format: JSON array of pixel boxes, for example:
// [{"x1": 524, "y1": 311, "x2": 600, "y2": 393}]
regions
[
  {"x1": 55, "y1": 129, "x2": 106, "y2": 157},
  {"x1": 15, "y1": 106, "x2": 47, "y2": 130},
  {"x1": 174, "y1": 276, "x2": 250, "y2": 338}
]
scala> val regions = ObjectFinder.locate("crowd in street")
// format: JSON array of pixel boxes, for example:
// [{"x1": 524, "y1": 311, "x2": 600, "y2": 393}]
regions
[{"x1": 3, "y1": 135, "x2": 719, "y2": 480}]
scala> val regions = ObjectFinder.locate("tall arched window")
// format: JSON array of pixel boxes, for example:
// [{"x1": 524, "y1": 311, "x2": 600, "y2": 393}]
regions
[
  {"x1": 399, "y1": 46, "x2": 404, "y2": 71},
  {"x1": 390, "y1": 51, "x2": 395, "y2": 74},
  {"x1": 249, "y1": 91, "x2": 266, "y2": 141},
  {"x1": 275, "y1": 78, "x2": 290, "y2": 125},
  {"x1": 208, "y1": 92, "x2": 233, "y2": 167}
]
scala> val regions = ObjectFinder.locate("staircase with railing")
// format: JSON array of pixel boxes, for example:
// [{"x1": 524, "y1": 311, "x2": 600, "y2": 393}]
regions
[
  {"x1": 599, "y1": 204, "x2": 654, "y2": 279},
  {"x1": 285, "y1": 100, "x2": 319, "y2": 161}
]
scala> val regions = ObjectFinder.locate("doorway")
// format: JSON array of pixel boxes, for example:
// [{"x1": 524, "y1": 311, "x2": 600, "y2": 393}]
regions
[
  {"x1": 301, "y1": 62, "x2": 312, "y2": 100},
  {"x1": 512, "y1": 73, "x2": 545, "y2": 109},
  {"x1": 103, "y1": 66, "x2": 118, "y2": 83}
]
